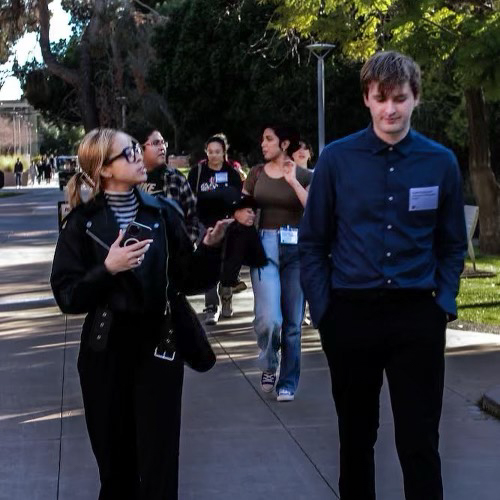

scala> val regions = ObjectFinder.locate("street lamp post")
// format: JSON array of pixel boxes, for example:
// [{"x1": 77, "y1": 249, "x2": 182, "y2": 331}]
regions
[{"x1": 306, "y1": 43, "x2": 335, "y2": 155}]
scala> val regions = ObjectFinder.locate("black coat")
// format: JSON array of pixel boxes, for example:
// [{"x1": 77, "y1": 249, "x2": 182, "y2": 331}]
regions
[
  {"x1": 51, "y1": 189, "x2": 220, "y2": 328},
  {"x1": 224, "y1": 222, "x2": 267, "y2": 268},
  {"x1": 14, "y1": 161, "x2": 23, "y2": 173}
]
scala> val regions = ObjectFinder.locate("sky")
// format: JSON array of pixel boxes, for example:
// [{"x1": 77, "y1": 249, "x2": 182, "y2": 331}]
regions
[{"x1": 0, "y1": 0, "x2": 72, "y2": 101}]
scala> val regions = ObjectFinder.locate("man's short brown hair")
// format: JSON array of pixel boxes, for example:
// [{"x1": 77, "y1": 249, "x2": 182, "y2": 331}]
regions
[{"x1": 360, "y1": 51, "x2": 421, "y2": 99}]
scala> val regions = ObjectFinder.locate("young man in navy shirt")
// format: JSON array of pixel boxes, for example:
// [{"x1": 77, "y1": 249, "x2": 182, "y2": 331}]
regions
[{"x1": 299, "y1": 51, "x2": 467, "y2": 500}]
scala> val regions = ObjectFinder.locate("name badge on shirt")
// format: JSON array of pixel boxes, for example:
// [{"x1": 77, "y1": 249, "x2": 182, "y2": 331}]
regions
[
  {"x1": 279, "y1": 226, "x2": 298, "y2": 245},
  {"x1": 409, "y1": 186, "x2": 439, "y2": 211},
  {"x1": 215, "y1": 172, "x2": 228, "y2": 184}
]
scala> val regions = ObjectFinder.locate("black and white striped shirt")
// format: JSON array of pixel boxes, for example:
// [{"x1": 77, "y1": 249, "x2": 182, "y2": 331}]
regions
[{"x1": 105, "y1": 190, "x2": 139, "y2": 229}]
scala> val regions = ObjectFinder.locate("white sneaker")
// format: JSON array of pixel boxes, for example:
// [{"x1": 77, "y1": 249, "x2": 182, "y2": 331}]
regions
[
  {"x1": 260, "y1": 371, "x2": 277, "y2": 393},
  {"x1": 277, "y1": 389, "x2": 295, "y2": 402},
  {"x1": 204, "y1": 306, "x2": 220, "y2": 325}
]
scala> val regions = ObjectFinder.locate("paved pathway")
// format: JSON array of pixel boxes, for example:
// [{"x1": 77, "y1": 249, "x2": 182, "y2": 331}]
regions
[{"x1": 1, "y1": 187, "x2": 500, "y2": 499}]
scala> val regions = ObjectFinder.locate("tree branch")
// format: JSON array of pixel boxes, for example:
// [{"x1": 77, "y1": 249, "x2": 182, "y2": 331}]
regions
[
  {"x1": 421, "y1": 13, "x2": 461, "y2": 38},
  {"x1": 37, "y1": 0, "x2": 79, "y2": 87},
  {"x1": 133, "y1": 0, "x2": 169, "y2": 20}
]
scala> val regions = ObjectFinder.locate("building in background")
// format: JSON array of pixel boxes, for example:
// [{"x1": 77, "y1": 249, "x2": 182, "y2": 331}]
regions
[{"x1": 0, "y1": 99, "x2": 39, "y2": 156}]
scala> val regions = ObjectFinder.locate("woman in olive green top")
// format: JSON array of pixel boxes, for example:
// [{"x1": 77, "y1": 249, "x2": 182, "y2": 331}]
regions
[{"x1": 243, "y1": 124, "x2": 312, "y2": 402}]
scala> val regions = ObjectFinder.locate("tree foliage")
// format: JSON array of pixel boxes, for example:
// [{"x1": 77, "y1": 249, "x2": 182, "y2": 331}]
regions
[
  {"x1": 0, "y1": 0, "x2": 38, "y2": 64},
  {"x1": 9, "y1": 0, "x2": 367, "y2": 162},
  {"x1": 3, "y1": 0, "x2": 171, "y2": 130},
  {"x1": 13, "y1": 39, "x2": 81, "y2": 126},
  {"x1": 264, "y1": 0, "x2": 500, "y2": 253},
  {"x1": 261, "y1": 1, "x2": 500, "y2": 139},
  {"x1": 148, "y1": 0, "x2": 367, "y2": 161},
  {"x1": 38, "y1": 119, "x2": 84, "y2": 155}
]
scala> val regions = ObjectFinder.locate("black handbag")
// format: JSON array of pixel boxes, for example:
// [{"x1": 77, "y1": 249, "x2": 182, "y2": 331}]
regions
[{"x1": 169, "y1": 291, "x2": 216, "y2": 372}]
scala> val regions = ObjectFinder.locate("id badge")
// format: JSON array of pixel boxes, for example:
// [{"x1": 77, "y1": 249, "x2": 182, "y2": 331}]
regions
[
  {"x1": 215, "y1": 172, "x2": 228, "y2": 184},
  {"x1": 409, "y1": 186, "x2": 439, "y2": 211},
  {"x1": 279, "y1": 226, "x2": 298, "y2": 245}
]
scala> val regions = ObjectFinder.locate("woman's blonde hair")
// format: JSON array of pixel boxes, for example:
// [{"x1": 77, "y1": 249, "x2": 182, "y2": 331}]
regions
[{"x1": 67, "y1": 128, "x2": 119, "y2": 208}]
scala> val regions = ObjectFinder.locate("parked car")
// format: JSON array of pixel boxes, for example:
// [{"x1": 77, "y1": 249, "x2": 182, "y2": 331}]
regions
[{"x1": 57, "y1": 155, "x2": 79, "y2": 191}]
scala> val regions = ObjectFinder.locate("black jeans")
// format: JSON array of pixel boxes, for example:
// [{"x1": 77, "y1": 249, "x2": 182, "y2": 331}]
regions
[
  {"x1": 78, "y1": 316, "x2": 184, "y2": 499},
  {"x1": 319, "y1": 291, "x2": 447, "y2": 500}
]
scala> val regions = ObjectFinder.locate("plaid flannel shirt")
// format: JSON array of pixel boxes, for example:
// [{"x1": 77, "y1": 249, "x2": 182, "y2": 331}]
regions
[{"x1": 163, "y1": 167, "x2": 202, "y2": 244}]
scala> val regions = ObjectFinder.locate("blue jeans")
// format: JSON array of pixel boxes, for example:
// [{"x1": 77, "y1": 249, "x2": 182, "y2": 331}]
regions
[{"x1": 250, "y1": 230, "x2": 304, "y2": 393}]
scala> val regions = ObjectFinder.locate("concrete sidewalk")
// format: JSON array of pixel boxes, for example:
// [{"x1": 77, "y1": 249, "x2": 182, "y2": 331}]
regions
[{"x1": 1, "y1": 188, "x2": 500, "y2": 499}]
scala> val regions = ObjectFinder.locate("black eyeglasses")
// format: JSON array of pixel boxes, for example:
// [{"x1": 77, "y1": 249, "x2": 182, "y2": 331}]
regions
[
  {"x1": 106, "y1": 141, "x2": 142, "y2": 164},
  {"x1": 144, "y1": 139, "x2": 167, "y2": 148}
]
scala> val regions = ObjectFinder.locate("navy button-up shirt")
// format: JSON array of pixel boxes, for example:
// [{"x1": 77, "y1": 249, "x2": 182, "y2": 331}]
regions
[{"x1": 299, "y1": 126, "x2": 467, "y2": 326}]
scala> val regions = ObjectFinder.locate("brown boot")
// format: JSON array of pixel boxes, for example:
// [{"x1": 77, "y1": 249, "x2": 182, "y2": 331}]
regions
[{"x1": 220, "y1": 286, "x2": 233, "y2": 318}]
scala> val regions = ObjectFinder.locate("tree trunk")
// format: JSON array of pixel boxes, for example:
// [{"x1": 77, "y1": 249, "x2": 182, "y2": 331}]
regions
[
  {"x1": 78, "y1": 35, "x2": 100, "y2": 131},
  {"x1": 464, "y1": 87, "x2": 500, "y2": 254}
]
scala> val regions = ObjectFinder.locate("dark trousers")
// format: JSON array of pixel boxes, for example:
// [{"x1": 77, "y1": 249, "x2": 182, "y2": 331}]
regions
[
  {"x1": 78, "y1": 317, "x2": 184, "y2": 499},
  {"x1": 15, "y1": 172, "x2": 22, "y2": 187},
  {"x1": 319, "y1": 291, "x2": 447, "y2": 500}
]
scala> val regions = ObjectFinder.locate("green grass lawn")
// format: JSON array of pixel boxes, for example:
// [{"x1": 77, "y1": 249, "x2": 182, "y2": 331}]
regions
[{"x1": 458, "y1": 254, "x2": 500, "y2": 326}]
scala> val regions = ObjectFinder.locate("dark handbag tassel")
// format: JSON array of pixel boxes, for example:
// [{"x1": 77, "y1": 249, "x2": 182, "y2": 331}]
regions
[{"x1": 170, "y1": 292, "x2": 216, "y2": 372}]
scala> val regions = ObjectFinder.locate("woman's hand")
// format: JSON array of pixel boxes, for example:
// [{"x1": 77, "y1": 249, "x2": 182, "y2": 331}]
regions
[
  {"x1": 234, "y1": 208, "x2": 255, "y2": 226},
  {"x1": 283, "y1": 159, "x2": 298, "y2": 186},
  {"x1": 283, "y1": 159, "x2": 309, "y2": 207},
  {"x1": 104, "y1": 230, "x2": 153, "y2": 275},
  {"x1": 203, "y1": 218, "x2": 234, "y2": 247}
]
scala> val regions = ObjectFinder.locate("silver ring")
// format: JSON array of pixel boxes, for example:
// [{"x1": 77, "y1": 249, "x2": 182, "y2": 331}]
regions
[{"x1": 137, "y1": 257, "x2": 142, "y2": 265}]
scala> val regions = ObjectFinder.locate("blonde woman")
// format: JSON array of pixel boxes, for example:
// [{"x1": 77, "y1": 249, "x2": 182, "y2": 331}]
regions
[{"x1": 51, "y1": 128, "x2": 229, "y2": 499}]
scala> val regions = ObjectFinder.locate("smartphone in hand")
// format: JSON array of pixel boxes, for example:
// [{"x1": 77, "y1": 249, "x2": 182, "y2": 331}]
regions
[{"x1": 120, "y1": 221, "x2": 152, "y2": 247}]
